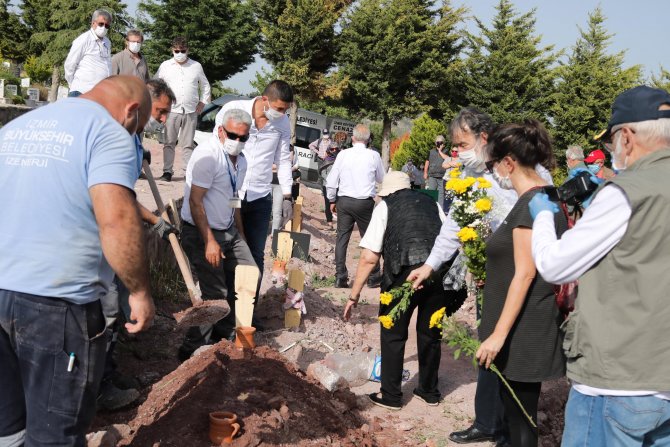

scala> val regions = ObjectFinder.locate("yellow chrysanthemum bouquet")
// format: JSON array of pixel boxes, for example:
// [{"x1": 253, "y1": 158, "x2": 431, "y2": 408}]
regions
[
  {"x1": 445, "y1": 167, "x2": 493, "y2": 283},
  {"x1": 376, "y1": 282, "x2": 414, "y2": 330}
]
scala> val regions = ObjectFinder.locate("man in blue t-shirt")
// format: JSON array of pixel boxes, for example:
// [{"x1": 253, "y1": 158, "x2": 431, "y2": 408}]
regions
[{"x1": 0, "y1": 75, "x2": 154, "y2": 446}]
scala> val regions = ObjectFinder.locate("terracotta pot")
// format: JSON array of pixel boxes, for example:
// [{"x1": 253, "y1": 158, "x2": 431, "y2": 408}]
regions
[
  {"x1": 209, "y1": 411, "x2": 240, "y2": 445},
  {"x1": 271, "y1": 259, "x2": 287, "y2": 275},
  {"x1": 235, "y1": 326, "x2": 256, "y2": 350}
]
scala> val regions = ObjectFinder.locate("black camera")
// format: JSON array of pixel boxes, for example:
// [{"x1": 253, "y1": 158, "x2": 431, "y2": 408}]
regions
[{"x1": 544, "y1": 171, "x2": 600, "y2": 206}]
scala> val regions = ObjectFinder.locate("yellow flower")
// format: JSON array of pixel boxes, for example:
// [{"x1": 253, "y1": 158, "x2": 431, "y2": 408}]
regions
[
  {"x1": 429, "y1": 307, "x2": 446, "y2": 329},
  {"x1": 379, "y1": 315, "x2": 394, "y2": 329},
  {"x1": 475, "y1": 198, "x2": 492, "y2": 212},
  {"x1": 446, "y1": 179, "x2": 467, "y2": 195},
  {"x1": 457, "y1": 227, "x2": 478, "y2": 242},
  {"x1": 449, "y1": 169, "x2": 462, "y2": 178},
  {"x1": 463, "y1": 177, "x2": 476, "y2": 188},
  {"x1": 477, "y1": 177, "x2": 492, "y2": 189},
  {"x1": 379, "y1": 292, "x2": 393, "y2": 305}
]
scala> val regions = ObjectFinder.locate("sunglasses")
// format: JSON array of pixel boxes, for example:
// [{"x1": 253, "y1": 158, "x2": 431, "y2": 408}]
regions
[
  {"x1": 224, "y1": 128, "x2": 250, "y2": 142},
  {"x1": 173, "y1": 49, "x2": 187, "y2": 54},
  {"x1": 96, "y1": 22, "x2": 111, "y2": 29},
  {"x1": 436, "y1": 141, "x2": 445, "y2": 146}
]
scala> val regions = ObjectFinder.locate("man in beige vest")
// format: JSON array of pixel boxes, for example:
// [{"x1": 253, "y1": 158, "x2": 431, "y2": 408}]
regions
[{"x1": 528, "y1": 85, "x2": 670, "y2": 446}]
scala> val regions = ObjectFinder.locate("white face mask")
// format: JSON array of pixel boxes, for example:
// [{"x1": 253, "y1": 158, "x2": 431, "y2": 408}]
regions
[
  {"x1": 128, "y1": 42, "x2": 141, "y2": 53},
  {"x1": 173, "y1": 52, "x2": 187, "y2": 63},
  {"x1": 222, "y1": 138, "x2": 245, "y2": 156},
  {"x1": 611, "y1": 134, "x2": 628, "y2": 172},
  {"x1": 144, "y1": 117, "x2": 163, "y2": 133},
  {"x1": 94, "y1": 26, "x2": 108, "y2": 38},
  {"x1": 264, "y1": 100, "x2": 285, "y2": 121},
  {"x1": 493, "y1": 166, "x2": 514, "y2": 190},
  {"x1": 458, "y1": 138, "x2": 486, "y2": 171}
]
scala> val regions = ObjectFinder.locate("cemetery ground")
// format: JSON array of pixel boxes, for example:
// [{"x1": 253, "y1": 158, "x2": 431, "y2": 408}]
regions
[{"x1": 88, "y1": 139, "x2": 569, "y2": 447}]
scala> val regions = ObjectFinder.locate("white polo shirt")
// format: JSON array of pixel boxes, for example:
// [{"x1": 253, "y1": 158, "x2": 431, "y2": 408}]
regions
[{"x1": 181, "y1": 135, "x2": 246, "y2": 230}]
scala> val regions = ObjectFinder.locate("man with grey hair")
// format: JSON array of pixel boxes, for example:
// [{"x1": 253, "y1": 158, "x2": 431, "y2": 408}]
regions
[
  {"x1": 565, "y1": 144, "x2": 586, "y2": 172},
  {"x1": 530, "y1": 86, "x2": 670, "y2": 445},
  {"x1": 326, "y1": 124, "x2": 385, "y2": 288},
  {"x1": 178, "y1": 108, "x2": 257, "y2": 361},
  {"x1": 64, "y1": 9, "x2": 113, "y2": 96},
  {"x1": 112, "y1": 29, "x2": 150, "y2": 81}
]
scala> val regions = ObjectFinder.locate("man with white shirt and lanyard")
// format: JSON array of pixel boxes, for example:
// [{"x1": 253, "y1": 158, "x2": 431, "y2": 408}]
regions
[
  {"x1": 156, "y1": 36, "x2": 211, "y2": 182},
  {"x1": 529, "y1": 85, "x2": 670, "y2": 446},
  {"x1": 178, "y1": 109, "x2": 257, "y2": 361},
  {"x1": 326, "y1": 124, "x2": 385, "y2": 289},
  {"x1": 64, "y1": 9, "x2": 113, "y2": 97},
  {"x1": 212, "y1": 80, "x2": 294, "y2": 288}
]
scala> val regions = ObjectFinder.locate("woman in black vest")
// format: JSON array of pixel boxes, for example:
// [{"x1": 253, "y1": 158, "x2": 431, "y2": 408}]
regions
[{"x1": 476, "y1": 120, "x2": 567, "y2": 447}]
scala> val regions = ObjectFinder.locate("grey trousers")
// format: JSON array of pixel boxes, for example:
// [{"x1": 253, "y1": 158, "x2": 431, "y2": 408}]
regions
[
  {"x1": 426, "y1": 177, "x2": 445, "y2": 210},
  {"x1": 163, "y1": 111, "x2": 197, "y2": 175},
  {"x1": 179, "y1": 223, "x2": 256, "y2": 356}
]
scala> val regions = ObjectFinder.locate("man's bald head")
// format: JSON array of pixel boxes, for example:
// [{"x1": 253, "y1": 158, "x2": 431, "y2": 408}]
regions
[{"x1": 81, "y1": 76, "x2": 152, "y2": 135}]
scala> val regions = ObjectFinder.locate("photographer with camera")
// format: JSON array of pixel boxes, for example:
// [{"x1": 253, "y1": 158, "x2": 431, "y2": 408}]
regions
[{"x1": 529, "y1": 86, "x2": 670, "y2": 446}]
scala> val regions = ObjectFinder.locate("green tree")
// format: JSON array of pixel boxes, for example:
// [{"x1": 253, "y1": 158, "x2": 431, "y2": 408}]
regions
[
  {"x1": 138, "y1": 0, "x2": 259, "y2": 81},
  {"x1": 391, "y1": 114, "x2": 447, "y2": 170},
  {"x1": 464, "y1": 0, "x2": 558, "y2": 125},
  {"x1": 24, "y1": 54, "x2": 51, "y2": 82},
  {"x1": 651, "y1": 66, "x2": 670, "y2": 92},
  {"x1": 338, "y1": 0, "x2": 465, "y2": 168},
  {"x1": 21, "y1": 0, "x2": 130, "y2": 100},
  {"x1": 0, "y1": 1, "x2": 29, "y2": 62},
  {"x1": 551, "y1": 7, "x2": 641, "y2": 160}
]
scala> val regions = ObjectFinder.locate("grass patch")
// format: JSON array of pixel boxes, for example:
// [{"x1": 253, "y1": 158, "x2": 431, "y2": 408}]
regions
[
  {"x1": 311, "y1": 273, "x2": 336, "y2": 288},
  {"x1": 149, "y1": 258, "x2": 187, "y2": 303}
]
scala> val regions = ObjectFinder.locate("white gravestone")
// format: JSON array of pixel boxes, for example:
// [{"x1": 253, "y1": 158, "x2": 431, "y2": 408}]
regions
[{"x1": 6, "y1": 84, "x2": 18, "y2": 97}]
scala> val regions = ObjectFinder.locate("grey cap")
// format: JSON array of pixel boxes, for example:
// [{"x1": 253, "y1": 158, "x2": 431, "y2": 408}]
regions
[{"x1": 435, "y1": 135, "x2": 446, "y2": 143}]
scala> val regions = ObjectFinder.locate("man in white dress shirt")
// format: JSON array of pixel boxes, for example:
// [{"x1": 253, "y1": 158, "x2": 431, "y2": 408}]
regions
[
  {"x1": 529, "y1": 86, "x2": 670, "y2": 446},
  {"x1": 326, "y1": 124, "x2": 385, "y2": 289},
  {"x1": 212, "y1": 80, "x2": 294, "y2": 289},
  {"x1": 64, "y1": 9, "x2": 113, "y2": 97},
  {"x1": 156, "y1": 36, "x2": 211, "y2": 181}
]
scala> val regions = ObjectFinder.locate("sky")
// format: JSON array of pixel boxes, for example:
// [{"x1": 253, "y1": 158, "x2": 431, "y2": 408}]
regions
[{"x1": 125, "y1": 0, "x2": 670, "y2": 95}]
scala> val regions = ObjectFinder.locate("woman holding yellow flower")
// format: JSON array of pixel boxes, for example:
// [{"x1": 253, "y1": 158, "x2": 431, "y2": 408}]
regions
[{"x1": 476, "y1": 120, "x2": 567, "y2": 447}]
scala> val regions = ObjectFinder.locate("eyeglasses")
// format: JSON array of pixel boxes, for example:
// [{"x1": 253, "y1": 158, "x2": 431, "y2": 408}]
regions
[
  {"x1": 96, "y1": 22, "x2": 111, "y2": 29},
  {"x1": 173, "y1": 49, "x2": 187, "y2": 54},
  {"x1": 223, "y1": 128, "x2": 250, "y2": 142},
  {"x1": 485, "y1": 159, "x2": 499, "y2": 174}
]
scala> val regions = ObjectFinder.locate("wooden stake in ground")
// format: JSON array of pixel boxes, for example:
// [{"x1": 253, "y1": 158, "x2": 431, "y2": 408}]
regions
[
  {"x1": 291, "y1": 196, "x2": 303, "y2": 232},
  {"x1": 276, "y1": 232, "x2": 293, "y2": 262},
  {"x1": 234, "y1": 265, "x2": 260, "y2": 328},
  {"x1": 285, "y1": 269, "x2": 305, "y2": 328}
]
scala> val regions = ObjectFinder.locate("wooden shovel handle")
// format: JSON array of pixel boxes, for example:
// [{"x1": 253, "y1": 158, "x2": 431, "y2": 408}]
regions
[{"x1": 142, "y1": 161, "x2": 202, "y2": 306}]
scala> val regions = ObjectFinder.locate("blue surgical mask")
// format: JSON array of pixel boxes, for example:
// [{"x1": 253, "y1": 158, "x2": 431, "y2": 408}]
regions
[{"x1": 587, "y1": 163, "x2": 601, "y2": 175}]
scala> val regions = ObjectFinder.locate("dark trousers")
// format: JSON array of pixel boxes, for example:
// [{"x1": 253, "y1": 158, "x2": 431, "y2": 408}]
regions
[
  {"x1": 0, "y1": 289, "x2": 107, "y2": 446},
  {"x1": 68, "y1": 91, "x2": 82, "y2": 97},
  {"x1": 180, "y1": 224, "x2": 256, "y2": 356},
  {"x1": 335, "y1": 196, "x2": 379, "y2": 280},
  {"x1": 322, "y1": 186, "x2": 333, "y2": 223},
  {"x1": 474, "y1": 296, "x2": 506, "y2": 437},
  {"x1": 378, "y1": 280, "x2": 450, "y2": 405},
  {"x1": 241, "y1": 193, "x2": 273, "y2": 273},
  {"x1": 500, "y1": 379, "x2": 541, "y2": 447}
]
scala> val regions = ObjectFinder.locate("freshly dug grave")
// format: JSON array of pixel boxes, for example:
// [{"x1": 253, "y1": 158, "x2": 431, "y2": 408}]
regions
[{"x1": 119, "y1": 341, "x2": 378, "y2": 446}]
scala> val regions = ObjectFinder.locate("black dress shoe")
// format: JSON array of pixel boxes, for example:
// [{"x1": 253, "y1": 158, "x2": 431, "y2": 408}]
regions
[
  {"x1": 158, "y1": 172, "x2": 172, "y2": 182},
  {"x1": 335, "y1": 278, "x2": 349, "y2": 288},
  {"x1": 448, "y1": 425, "x2": 496, "y2": 444}
]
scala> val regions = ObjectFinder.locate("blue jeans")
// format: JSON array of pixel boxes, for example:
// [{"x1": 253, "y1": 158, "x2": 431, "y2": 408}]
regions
[
  {"x1": 241, "y1": 193, "x2": 273, "y2": 274},
  {"x1": 68, "y1": 90, "x2": 82, "y2": 97},
  {"x1": 563, "y1": 388, "x2": 670, "y2": 447},
  {"x1": 0, "y1": 290, "x2": 107, "y2": 446}
]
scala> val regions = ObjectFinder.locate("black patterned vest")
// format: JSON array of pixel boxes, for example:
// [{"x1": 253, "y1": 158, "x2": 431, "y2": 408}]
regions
[{"x1": 381, "y1": 189, "x2": 442, "y2": 291}]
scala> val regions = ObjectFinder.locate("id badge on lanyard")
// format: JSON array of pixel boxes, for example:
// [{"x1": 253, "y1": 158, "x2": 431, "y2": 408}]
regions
[{"x1": 227, "y1": 154, "x2": 242, "y2": 209}]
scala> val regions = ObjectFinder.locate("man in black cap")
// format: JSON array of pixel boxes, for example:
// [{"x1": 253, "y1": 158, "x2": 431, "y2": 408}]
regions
[
  {"x1": 310, "y1": 128, "x2": 338, "y2": 229},
  {"x1": 529, "y1": 85, "x2": 670, "y2": 446}
]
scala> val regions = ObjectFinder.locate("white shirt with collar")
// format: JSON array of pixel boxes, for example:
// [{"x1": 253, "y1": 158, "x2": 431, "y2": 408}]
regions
[
  {"x1": 155, "y1": 58, "x2": 211, "y2": 114},
  {"x1": 213, "y1": 98, "x2": 292, "y2": 200},
  {"x1": 181, "y1": 135, "x2": 247, "y2": 231},
  {"x1": 326, "y1": 143, "x2": 385, "y2": 201},
  {"x1": 64, "y1": 29, "x2": 112, "y2": 94}
]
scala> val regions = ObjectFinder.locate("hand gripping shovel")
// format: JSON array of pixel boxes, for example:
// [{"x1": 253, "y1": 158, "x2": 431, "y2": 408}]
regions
[{"x1": 143, "y1": 161, "x2": 230, "y2": 328}]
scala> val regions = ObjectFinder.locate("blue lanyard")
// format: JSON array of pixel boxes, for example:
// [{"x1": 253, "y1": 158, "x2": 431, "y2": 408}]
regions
[{"x1": 225, "y1": 153, "x2": 238, "y2": 196}]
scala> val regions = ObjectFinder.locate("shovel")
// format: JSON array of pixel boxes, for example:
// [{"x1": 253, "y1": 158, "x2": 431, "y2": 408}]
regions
[{"x1": 142, "y1": 160, "x2": 230, "y2": 328}]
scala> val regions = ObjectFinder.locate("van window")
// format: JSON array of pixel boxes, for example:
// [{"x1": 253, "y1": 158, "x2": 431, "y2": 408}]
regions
[
  {"x1": 197, "y1": 104, "x2": 222, "y2": 133},
  {"x1": 295, "y1": 125, "x2": 321, "y2": 149}
]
